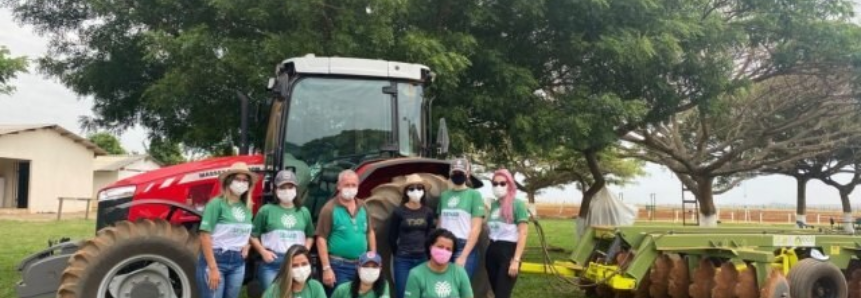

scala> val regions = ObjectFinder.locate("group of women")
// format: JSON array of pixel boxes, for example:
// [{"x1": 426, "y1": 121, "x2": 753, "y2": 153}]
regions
[{"x1": 196, "y1": 158, "x2": 529, "y2": 298}]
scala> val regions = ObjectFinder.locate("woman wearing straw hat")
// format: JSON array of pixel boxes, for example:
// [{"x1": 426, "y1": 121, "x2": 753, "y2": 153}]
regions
[
  {"x1": 196, "y1": 162, "x2": 259, "y2": 298},
  {"x1": 387, "y1": 174, "x2": 435, "y2": 298}
]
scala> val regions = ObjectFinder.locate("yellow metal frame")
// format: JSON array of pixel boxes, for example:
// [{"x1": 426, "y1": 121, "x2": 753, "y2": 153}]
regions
[
  {"x1": 772, "y1": 248, "x2": 798, "y2": 275},
  {"x1": 520, "y1": 261, "x2": 580, "y2": 277},
  {"x1": 582, "y1": 262, "x2": 636, "y2": 290}
]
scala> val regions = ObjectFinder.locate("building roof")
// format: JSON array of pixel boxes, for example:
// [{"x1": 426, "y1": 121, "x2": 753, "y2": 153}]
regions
[
  {"x1": 0, "y1": 124, "x2": 109, "y2": 155},
  {"x1": 95, "y1": 155, "x2": 162, "y2": 172}
]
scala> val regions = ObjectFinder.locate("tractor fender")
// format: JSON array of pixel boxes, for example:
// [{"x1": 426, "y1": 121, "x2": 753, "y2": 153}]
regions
[
  {"x1": 16, "y1": 241, "x2": 81, "y2": 298},
  {"x1": 355, "y1": 157, "x2": 484, "y2": 198}
]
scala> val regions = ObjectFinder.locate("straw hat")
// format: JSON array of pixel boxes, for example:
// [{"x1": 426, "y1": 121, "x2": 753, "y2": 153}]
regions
[
  {"x1": 218, "y1": 162, "x2": 260, "y2": 187},
  {"x1": 401, "y1": 174, "x2": 431, "y2": 193}
]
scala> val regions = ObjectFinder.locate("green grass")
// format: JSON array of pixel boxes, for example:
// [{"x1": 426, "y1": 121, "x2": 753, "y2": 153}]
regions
[
  {"x1": 0, "y1": 219, "x2": 94, "y2": 298},
  {"x1": 0, "y1": 218, "x2": 586, "y2": 298}
]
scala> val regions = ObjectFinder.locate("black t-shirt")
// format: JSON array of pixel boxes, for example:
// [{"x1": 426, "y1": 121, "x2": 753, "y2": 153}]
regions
[{"x1": 387, "y1": 205, "x2": 435, "y2": 257}]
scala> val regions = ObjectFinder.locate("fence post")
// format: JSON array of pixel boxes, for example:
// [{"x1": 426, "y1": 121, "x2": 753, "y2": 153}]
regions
[
  {"x1": 759, "y1": 212, "x2": 763, "y2": 224},
  {"x1": 85, "y1": 199, "x2": 92, "y2": 220},
  {"x1": 57, "y1": 197, "x2": 64, "y2": 221},
  {"x1": 818, "y1": 214, "x2": 821, "y2": 224},
  {"x1": 731, "y1": 211, "x2": 734, "y2": 223}
]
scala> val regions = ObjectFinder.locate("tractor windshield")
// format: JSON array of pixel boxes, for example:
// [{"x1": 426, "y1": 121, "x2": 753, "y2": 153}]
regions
[{"x1": 283, "y1": 78, "x2": 424, "y2": 170}]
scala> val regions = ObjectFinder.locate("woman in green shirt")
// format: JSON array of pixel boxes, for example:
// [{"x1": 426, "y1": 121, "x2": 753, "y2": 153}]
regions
[
  {"x1": 485, "y1": 169, "x2": 529, "y2": 298},
  {"x1": 251, "y1": 170, "x2": 315, "y2": 290},
  {"x1": 262, "y1": 245, "x2": 327, "y2": 298},
  {"x1": 196, "y1": 162, "x2": 257, "y2": 298},
  {"x1": 331, "y1": 251, "x2": 391, "y2": 298},
  {"x1": 404, "y1": 229, "x2": 473, "y2": 298}
]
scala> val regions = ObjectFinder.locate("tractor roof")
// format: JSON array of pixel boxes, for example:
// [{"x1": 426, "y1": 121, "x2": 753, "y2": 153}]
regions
[{"x1": 279, "y1": 55, "x2": 430, "y2": 81}]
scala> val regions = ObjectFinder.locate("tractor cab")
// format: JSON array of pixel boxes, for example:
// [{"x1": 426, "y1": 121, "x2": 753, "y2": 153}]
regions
[{"x1": 259, "y1": 55, "x2": 453, "y2": 220}]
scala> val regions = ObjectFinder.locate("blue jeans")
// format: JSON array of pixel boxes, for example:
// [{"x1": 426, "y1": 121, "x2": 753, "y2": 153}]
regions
[
  {"x1": 394, "y1": 254, "x2": 427, "y2": 298},
  {"x1": 257, "y1": 252, "x2": 286, "y2": 291},
  {"x1": 452, "y1": 239, "x2": 478, "y2": 276},
  {"x1": 196, "y1": 249, "x2": 246, "y2": 298},
  {"x1": 326, "y1": 257, "x2": 358, "y2": 295}
]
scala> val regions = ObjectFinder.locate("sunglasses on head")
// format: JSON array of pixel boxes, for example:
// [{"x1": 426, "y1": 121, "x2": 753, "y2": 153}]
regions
[
  {"x1": 492, "y1": 181, "x2": 507, "y2": 187},
  {"x1": 407, "y1": 186, "x2": 425, "y2": 191}
]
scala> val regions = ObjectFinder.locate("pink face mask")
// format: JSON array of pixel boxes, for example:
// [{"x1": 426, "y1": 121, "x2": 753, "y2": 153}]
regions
[{"x1": 430, "y1": 246, "x2": 453, "y2": 264}]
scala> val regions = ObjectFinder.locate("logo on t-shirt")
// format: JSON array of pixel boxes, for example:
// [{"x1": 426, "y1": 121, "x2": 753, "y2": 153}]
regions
[
  {"x1": 434, "y1": 281, "x2": 452, "y2": 297},
  {"x1": 447, "y1": 196, "x2": 459, "y2": 208},
  {"x1": 491, "y1": 209, "x2": 500, "y2": 220},
  {"x1": 231, "y1": 206, "x2": 246, "y2": 222},
  {"x1": 281, "y1": 214, "x2": 297, "y2": 228}
]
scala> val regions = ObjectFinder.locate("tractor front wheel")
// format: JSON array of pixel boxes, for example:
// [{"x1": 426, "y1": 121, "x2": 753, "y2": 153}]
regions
[{"x1": 57, "y1": 219, "x2": 200, "y2": 298}]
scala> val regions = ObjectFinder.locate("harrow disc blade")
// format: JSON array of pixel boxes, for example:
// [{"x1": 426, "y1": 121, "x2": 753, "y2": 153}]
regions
[
  {"x1": 759, "y1": 270, "x2": 789, "y2": 298},
  {"x1": 712, "y1": 262, "x2": 740, "y2": 298},
  {"x1": 689, "y1": 259, "x2": 716, "y2": 298},
  {"x1": 650, "y1": 254, "x2": 673, "y2": 298},
  {"x1": 735, "y1": 264, "x2": 758, "y2": 298},
  {"x1": 668, "y1": 255, "x2": 690, "y2": 298}
]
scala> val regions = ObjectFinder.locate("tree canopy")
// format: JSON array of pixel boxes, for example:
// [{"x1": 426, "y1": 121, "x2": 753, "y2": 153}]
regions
[
  {"x1": 0, "y1": 45, "x2": 27, "y2": 95},
  {"x1": 88, "y1": 132, "x2": 127, "y2": 155}
]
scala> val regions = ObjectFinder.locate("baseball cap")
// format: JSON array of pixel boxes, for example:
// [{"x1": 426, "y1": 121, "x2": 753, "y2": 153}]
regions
[
  {"x1": 274, "y1": 170, "x2": 299, "y2": 187},
  {"x1": 359, "y1": 251, "x2": 381, "y2": 266},
  {"x1": 450, "y1": 157, "x2": 470, "y2": 174}
]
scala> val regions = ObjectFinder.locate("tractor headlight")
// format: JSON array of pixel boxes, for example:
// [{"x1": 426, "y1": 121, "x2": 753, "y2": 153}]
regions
[{"x1": 98, "y1": 185, "x2": 137, "y2": 201}]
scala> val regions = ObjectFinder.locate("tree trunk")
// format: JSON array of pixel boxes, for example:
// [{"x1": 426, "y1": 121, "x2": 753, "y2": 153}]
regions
[
  {"x1": 527, "y1": 191, "x2": 538, "y2": 219},
  {"x1": 795, "y1": 176, "x2": 808, "y2": 224},
  {"x1": 578, "y1": 149, "x2": 606, "y2": 218},
  {"x1": 693, "y1": 175, "x2": 718, "y2": 227},
  {"x1": 841, "y1": 191, "x2": 854, "y2": 233}
]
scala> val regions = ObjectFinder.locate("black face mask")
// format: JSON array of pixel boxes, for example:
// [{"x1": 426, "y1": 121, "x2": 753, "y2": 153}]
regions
[{"x1": 451, "y1": 173, "x2": 467, "y2": 185}]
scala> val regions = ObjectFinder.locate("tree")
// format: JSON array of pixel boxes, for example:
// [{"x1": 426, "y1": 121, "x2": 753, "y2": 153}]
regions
[
  {"x1": 623, "y1": 74, "x2": 861, "y2": 226},
  {"x1": 536, "y1": 0, "x2": 861, "y2": 220},
  {"x1": 474, "y1": 145, "x2": 644, "y2": 215},
  {"x1": 88, "y1": 132, "x2": 126, "y2": 155},
  {"x1": 0, "y1": 45, "x2": 27, "y2": 95},
  {"x1": 147, "y1": 137, "x2": 186, "y2": 166}
]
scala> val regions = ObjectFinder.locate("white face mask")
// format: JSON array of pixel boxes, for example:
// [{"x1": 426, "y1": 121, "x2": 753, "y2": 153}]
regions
[
  {"x1": 277, "y1": 188, "x2": 297, "y2": 203},
  {"x1": 359, "y1": 267, "x2": 381, "y2": 284},
  {"x1": 341, "y1": 187, "x2": 358, "y2": 200},
  {"x1": 229, "y1": 181, "x2": 250, "y2": 195},
  {"x1": 492, "y1": 185, "x2": 507, "y2": 199},
  {"x1": 407, "y1": 189, "x2": 424, "y2": 202},
  {"x1": 292, "y1": 265, "x2": 312, "y2": 283}
]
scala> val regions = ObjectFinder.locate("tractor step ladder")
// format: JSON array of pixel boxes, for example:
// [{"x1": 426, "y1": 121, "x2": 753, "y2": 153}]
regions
[{"x1": 681, "y1": 184, "x2": 699, "y2": 226}]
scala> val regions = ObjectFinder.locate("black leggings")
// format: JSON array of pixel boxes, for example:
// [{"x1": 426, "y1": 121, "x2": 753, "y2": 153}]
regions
[{"x1": 485, "y1": 240, "x2": 518, "y2": 298}]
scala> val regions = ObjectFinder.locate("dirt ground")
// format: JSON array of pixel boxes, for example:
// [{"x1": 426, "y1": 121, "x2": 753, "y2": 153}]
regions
[{"x1": 0, "y1": 210, "x2": 92, "y2": 221}]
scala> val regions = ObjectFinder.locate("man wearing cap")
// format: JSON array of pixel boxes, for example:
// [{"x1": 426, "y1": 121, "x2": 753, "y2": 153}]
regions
[
  {"x1": 250, "y1": 169, "x2": 315, "y2": 290},
  {"x1": 316, "y1": 169, "x2": 377, "y2": 293},
  {"x1": 437, "y1": 157, "x2": 484, "y2": 276}
]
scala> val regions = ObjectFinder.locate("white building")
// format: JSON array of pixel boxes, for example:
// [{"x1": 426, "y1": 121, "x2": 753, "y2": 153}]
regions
[
  {"x1": 0, "y1": 124, "x2": 163, "y2": 213},
  {"x1": 93, "y1": 155, "x2": 162, "y2": 197}
]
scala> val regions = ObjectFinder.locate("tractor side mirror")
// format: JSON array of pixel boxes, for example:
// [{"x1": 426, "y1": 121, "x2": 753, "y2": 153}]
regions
[{"x1": 436, "y1": 118, "x2": 450, "y2": 156}]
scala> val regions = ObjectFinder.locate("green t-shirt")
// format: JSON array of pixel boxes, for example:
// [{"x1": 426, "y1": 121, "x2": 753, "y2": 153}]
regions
[
  {"x1": 437, "y1": 188, "x2": 485, "y2": 239},
  {"x1": 487, "y1": 199, "x2": 529, "y2": 242},
  {"x1": 328, "y1": 204, "x2": 370, "y2": 259},
  {"x1": 262, "y1": 279, "x2": 327, "y2": 298},
  {"x1": 404, "y1": 262, "x2": 473, "y2": 298},
  {"x1": 200, "y1": 197, "x2": 253, "y2": 251},
  {"x1": 331, "y1": 281, "x2": 391, "y2": 298},
  {"x1": 252, "y1": 204, "x2": 315, "y2": 253}
]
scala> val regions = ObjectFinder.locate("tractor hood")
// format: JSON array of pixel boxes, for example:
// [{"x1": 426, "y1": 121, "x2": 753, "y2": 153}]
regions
[{"x1": 102, "y1": 155, "x2": 265, "y2": 192}]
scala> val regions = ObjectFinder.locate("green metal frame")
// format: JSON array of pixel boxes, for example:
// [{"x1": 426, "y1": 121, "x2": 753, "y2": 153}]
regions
[{"x1": 568, "y1": 225, "x2": 861, "y2": 290}]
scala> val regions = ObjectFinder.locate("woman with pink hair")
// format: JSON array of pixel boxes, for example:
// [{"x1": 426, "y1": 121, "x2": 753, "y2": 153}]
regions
[{"x1": 485, "y1": 168, "x2": 529, "y2": 298}]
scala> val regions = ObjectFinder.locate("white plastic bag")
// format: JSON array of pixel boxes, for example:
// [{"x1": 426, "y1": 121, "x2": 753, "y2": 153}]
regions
[{"x1": 577, "y1": 187, "x2": 638, "y2": 237}]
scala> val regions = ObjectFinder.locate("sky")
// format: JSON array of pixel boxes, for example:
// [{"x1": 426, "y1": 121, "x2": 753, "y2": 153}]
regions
[{"x1": 3, "y1": 6, "x2": 861, "y2": 209}]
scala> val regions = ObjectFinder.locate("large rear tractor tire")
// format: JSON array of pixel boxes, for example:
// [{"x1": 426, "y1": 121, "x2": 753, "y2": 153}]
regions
[
  {"x1": 58, "y1": 219, "x2": 200, "y2": 298},
  {"x1": 789, "y1": 258, "x2": 848, "y2": 298},
  {"x1": 365, "y1": 173, "x2": 493, "y2": 298}
]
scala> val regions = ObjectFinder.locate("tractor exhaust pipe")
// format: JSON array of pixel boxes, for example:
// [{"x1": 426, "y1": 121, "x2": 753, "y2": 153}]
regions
[{"x1": 237, "y1": 91, "x2": 250, "y2": 155}]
